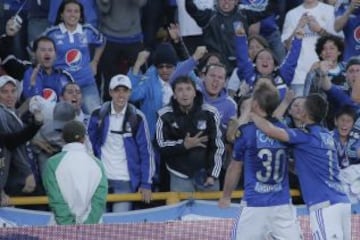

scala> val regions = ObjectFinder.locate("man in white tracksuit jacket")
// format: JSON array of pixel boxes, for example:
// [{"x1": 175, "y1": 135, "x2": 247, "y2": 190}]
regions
[{"x1": 43, "y1": 120, "x2": 108, "y2": 225}]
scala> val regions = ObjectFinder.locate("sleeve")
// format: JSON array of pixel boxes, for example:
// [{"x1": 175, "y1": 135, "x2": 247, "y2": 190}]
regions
[
  {"x1": 206, "y1": 108, "x2": 225, "y2": 178},
  {"x1": 135, "y1": 113, "x2": 155, "y2": 190},
  {"x1": 279, "y1": 37, "x2": 302, "y2": 85},
  {"x1": 235, "y1": 35, "x2": 256, "y2": 86},
  {"x1": 155, "y1": 112, "x2": 188, "y2": 157},
  {"x1": 87, "y1": 111, "x2": 100, "y2": 156},
  {"x1": 2, "y1": 122, "x2": 41, "y2": 150},
  {"x1": 84, "y1": 159, "x2": 108, "y2": 224},
  {"x1": 128, "y1": 68, "x2": 150, "y2": 103},
  {"x1": 185, "y1": 0, "x2": 214, "y2": 28},
  {"x1": 85, "y1": 24, "x2": 106, "y2": 47},
  {"x1": 284, "y1": 128, "x2": 309, "y2": 145},
  {"x1": 42, "y1": 156, "x2": 75, "y2": 225},
  {"x1": 22, "y1": 68, "x2": 43, "y2": 99},
  {"x1": 325, "y1": 85, "x2": 355, "y2": 110},
  {"x1": 169, "y1": 58, "x2": 198, "y2": 85}
]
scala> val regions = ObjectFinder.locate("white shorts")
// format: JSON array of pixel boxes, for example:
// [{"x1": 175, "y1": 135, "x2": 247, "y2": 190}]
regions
[
  {"x1": 310, "y1": 202, "x2": 351, "y2": 240},
  {"x1": 232, "y1": 204, "x2": 302, "y2": 240}
]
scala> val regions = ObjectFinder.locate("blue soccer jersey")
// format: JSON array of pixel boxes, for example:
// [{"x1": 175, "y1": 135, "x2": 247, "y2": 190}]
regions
[
  {"x1": 43, "y1": 23, "x2": 105, "y2": 87},
  {"x1": 335, "y1": 5, "x2": 360, "y2": 61},
  {"x1": 233, "y1": 120, "x2": 291, "y2": 207},
  {"x1": 285, "y1": 125, "x2": 349, "y2": 208}
]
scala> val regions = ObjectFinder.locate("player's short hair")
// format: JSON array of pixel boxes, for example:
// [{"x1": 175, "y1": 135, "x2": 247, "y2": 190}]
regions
[
  {"x1": 305, "y1": 94, "x2": 328, "y2": 123},
  {"x1": 252, "y1": 81, "x2": 280, "y2": 116}
]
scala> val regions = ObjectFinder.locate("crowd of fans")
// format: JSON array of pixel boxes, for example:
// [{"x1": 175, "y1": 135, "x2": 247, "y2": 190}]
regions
[{"x1": 0, "y1": 0, "x2": 359, "y2": 232}]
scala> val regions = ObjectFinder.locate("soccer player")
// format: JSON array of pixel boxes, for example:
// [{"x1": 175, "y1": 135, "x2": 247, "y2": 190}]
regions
[
  {"x1": 251, "y1": 93, "x2": 351, "y2": 239},
  {"x1": 219, "y1": 82, "x2": 302, "y2": 240}
]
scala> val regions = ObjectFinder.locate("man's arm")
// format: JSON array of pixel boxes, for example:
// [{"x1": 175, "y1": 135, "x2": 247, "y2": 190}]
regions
[
  {"x1": 185, "y1": 0, "x2": 214, "y2": 27},
  {"x1": 334, "y1": 2, "x2": 360, "y2": 32},
  {"x1": 250, "y1": 112, "x2": 290, "y2": 142},
  {"x1": 218, "y1": 160, "x2": 243, "y2": 208}
]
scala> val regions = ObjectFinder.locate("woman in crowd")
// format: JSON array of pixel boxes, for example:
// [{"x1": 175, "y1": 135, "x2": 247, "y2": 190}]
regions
[{"x1": 43, "y1": 0, "x2": 105, "y2": 114}]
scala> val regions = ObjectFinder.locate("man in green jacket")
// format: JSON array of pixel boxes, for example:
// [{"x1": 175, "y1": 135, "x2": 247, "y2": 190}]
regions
[{"x1": 43, "y1": 120, "x2": 108, "y2": 225}]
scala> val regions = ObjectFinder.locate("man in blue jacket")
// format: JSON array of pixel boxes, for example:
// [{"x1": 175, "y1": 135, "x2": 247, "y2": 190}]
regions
[{"x1": 88, "y1": 74, "x2": 155, "y2": 212}]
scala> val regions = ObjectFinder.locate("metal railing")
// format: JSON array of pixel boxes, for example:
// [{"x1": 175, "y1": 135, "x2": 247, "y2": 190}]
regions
[{"x1": 9, "y1": 189, "x2": 301, "y2": 206}]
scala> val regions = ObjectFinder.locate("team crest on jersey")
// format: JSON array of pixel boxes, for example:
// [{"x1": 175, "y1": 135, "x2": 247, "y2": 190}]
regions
[
  {"x1": 79, "y1": 34, "x2": 88, "y2": 45},
  {"x1": 65, "y1": 49, "x2": 82, "y2": 71},
  {"x1": 171, "y1": 121, "x2": 179, "y2": 129},
  {"x1": 354, "y1": 26, "x2": 360, "y2": 44},
  {"x1": 197, "y1": 120, "x2": 207, "y2": 130}
]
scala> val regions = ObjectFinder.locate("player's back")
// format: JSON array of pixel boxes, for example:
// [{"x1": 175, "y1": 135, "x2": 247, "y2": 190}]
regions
[
  {"x1": 287, "y1": 125, "x2": 349, "y2": 208},
  {"x1": 234, "y1": 119, "x2": 291, "y2": 207}
]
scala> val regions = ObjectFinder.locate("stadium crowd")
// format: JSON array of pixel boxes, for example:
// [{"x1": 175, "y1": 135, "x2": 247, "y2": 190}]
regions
[{"x1": 0, "y1": 0, "x2": 359, "y2": 238}]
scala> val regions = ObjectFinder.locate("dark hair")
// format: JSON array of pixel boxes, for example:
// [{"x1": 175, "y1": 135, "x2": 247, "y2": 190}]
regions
[
  {"x1": 197, "y1": 52, "x2": 223, "y2": 74},
  {"x1": 248, "y1": 34, "x2": 269, "y2": 49},
  {"x1": 315, "y1": 35, "x2": 344, "y2": 61},
  {"x1": 305, "y1": 94, "x2": 328, "y2": 123},
  {"x1": 252, "y1": 82, "x2": 280, "y2": 116},
  {"x1": 172, "y1": 75, "x2": 196, "y2": 91},
  {"x1": 32, "y1": 36, "x2": 56, "y2": 52},
  {"x1": 55, "y1": 0, "x2": 85, "y2": 25},
  {"x1": 334, "y1": 105, "x2": 357, "y2": 121},
  {"x1": 61, "y1": 82, "x2": 80, "y2": 96},
  {"x1": 203, "y1": 63, "x2": 227, "y2": 76},
  {"x1": 253, "y1": 48, "x2": 279, "y2": 67}
]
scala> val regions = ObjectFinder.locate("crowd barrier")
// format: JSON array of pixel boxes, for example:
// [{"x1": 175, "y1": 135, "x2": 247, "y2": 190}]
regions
[{"x1": 0, "y1": 191, "x2": 358, "y2": 240}]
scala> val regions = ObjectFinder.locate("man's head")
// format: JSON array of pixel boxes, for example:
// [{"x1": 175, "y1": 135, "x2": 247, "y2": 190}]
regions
[
  {"x1": 203, "y1": 63, "x2": 227, "y2": 98},
  {"x1": 0, "y1": 75, "x2": 17, "y2": 108},
  {"x1": 62, "y1": 120, "x2": 86, "y2": 143},
  {"x1": 153, "y1": 43, "x2": 178, "y2": 82},
  {"x1": 33, "y1": 36, "x2": 56, "y2": 70},
  {"x1": 217, "y1": 0, "x2": 239, "y2": 13},
  {"x1": 334, "y1": 106, "x2": 356, "y2": 139},
  {"x1": 109, "y1": 74, "x2": 132, "y2": 111},
  {"x1": 345, "y1": 57, "x2": 360, "y2": 87},
  {"x1": 61, "y1": 82, "x2": 82, "y2": 112},
  {"x1": 304, "y1": 94, "x2": 328, "y2": 124},
  {"x1": 254, "y1": 48, "x2": 278, "y2": 75},
  {"x1": 251, "y1": 80, "x2": 280, "y2": 117},
  {"x1": 53, "y1": 101, "x2": 76, "y2": 130},
  {"x1": 172, "y1": 76, "x2": 197, "y2": 111}
]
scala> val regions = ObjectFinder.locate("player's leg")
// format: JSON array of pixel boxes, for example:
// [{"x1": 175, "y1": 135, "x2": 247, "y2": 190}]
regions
[
  {"x1": 310, "y1": 203, "x2": 351, "y2": 240},
  {"x1": 270, "y1": 204, "x2": 303, "y2": 240}
]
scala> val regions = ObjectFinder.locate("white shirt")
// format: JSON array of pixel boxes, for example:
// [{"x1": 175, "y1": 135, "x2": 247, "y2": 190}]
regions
[
  {"x1": 100, "y1": 103, "x2": 130, "y2": 181},
  {"x1": 160, "y1": 78, "x2": 173, "y2": 106},
  {"x1": 281, "y1": 2, "x2": 342, "y2": 85}
]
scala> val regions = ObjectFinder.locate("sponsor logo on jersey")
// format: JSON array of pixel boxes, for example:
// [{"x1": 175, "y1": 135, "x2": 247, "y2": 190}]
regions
[
  {"x1": 65, "y1": 49, "x2": 82, "y2": 71},
  {"x1": 42, "y1": 88, "x2": 58, "y2": 103}
]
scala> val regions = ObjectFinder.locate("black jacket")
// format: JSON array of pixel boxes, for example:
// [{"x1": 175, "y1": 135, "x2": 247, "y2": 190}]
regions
[
  {"x1": 185, "y1": 0, "x2": 274, "y2": 74},
  {"x1": 156, "y1": 92, "x2": 224, "y2": 178}
]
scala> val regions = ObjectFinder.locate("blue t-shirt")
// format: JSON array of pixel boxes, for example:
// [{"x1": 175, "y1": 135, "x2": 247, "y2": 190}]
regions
[
  {"x1": 43, "y1": 23, "x2": 105, "y2": 87},
  {"x1": 233, "y1": 120, "x2": 291, "y2": 207},
  {"x1": 285, "y1": 125, "x2": 349, "y2": 207},
  {"x1": 335, "y1": 4, "x2": 360, "y2": 61}
]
